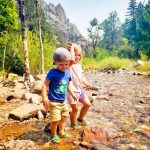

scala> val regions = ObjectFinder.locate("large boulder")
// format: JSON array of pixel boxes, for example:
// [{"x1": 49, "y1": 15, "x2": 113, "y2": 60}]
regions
[
  {"x1": 8, "y1": 104, "x2": 46, "y2": 121},
  {"x1": 82, "y1": 124, "x2": 119, "y2": 144}
]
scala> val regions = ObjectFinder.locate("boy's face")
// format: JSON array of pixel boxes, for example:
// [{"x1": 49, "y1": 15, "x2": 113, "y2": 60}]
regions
[{"x1": 55, "y1": 61, "x2": 70, "y2": 71}]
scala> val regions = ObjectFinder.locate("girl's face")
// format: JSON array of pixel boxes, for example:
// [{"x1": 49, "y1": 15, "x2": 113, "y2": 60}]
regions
[{"x1": 74, "y1": 50, "x2": 82, "y2": 63}]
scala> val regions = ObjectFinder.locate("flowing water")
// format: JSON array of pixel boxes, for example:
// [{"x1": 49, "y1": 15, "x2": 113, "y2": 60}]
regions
[{"x1": 0, "y1": 72, "x2": 150, "y2": 149}]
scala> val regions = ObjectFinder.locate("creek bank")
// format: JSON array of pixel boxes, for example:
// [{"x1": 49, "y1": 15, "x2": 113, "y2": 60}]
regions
[{"x1": 0, "y1": 69, "x2": 150, "y2": 149}]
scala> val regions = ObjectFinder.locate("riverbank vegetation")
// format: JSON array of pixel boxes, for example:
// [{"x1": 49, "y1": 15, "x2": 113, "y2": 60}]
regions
[{"x1": 0, "y1": 0, "x2": 150, "y2": 78}]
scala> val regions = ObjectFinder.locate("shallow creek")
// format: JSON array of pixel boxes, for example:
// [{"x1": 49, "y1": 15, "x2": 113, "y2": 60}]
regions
[{"x1": 0, "y1": 72, "x2": 150, "y2": 149}]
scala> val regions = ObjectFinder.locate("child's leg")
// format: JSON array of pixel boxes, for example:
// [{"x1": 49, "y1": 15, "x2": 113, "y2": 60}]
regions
[
  {"x1": 59, "y1": 116, "x2": 67, "y2": 135},
  {"x1": 70, "y1": 104, "x2": 78, "y2": 126},
  {"x1": 58, "y1": 101, "x2": 69, "y2": 136},
  {"x1": 78, "y1": 93, "x2": 91, "y2": 120},
  {"x1": 51, "y1": 121, "x2": 59, "y2": 136}
]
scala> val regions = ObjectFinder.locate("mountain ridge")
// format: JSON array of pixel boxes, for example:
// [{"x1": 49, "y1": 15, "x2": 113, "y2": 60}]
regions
[{"x1": 43, "y1": 1, "x2": 88, "y2": 48}]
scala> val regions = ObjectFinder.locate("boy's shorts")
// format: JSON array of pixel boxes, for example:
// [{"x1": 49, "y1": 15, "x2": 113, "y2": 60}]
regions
[
  {"x1": 49, "y1": 101, "x2": 69, "y2": 122},
  {"x1": 67, "y1": 90, "x2": 86, "y2": 104}
]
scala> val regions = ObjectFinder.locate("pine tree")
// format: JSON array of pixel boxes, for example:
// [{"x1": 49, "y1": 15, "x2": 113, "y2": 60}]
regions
[
  {"x1": 137, "y1": 0, "x2": 150, "y2": 57},
  {"x1": 124, "y1": 0, "x2": 139, "y2": 57}
]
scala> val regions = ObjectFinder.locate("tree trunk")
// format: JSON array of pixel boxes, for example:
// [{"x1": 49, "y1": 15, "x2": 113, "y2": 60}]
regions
[
  {"x1": 35, "y1": 0, "x2": 45, "y2": 74},
  {"x1": 2, "y1": 45, "x2": 7, "y2": 73},
  {"x1": 18, "y1": 0, "x2": 31, "y2": 87},
  {"x1": 6, "y1": 50, "x2": 16, "y2": 78},
  {"x1": 2, "y1": 44, "x2": 7, "y2": 79}
]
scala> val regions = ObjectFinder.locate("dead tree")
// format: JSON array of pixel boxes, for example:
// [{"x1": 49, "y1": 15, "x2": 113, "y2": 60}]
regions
[
  {"x1": 35, "y1": 0, "x2": 45, "y2": 74},
  {"x1": 17, "y1": 0, "x2": 31, "y2": 87}
]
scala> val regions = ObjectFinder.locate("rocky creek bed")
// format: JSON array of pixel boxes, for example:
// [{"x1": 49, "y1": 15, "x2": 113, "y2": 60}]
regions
[{"x1": 0, "y1": 70, "x2": 150, "y2": 150}]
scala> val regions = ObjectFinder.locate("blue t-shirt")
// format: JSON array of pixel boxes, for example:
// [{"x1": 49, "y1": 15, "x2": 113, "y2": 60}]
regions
[{"x1": 46, "y1": 68, "x2": 71, "y2": 103}]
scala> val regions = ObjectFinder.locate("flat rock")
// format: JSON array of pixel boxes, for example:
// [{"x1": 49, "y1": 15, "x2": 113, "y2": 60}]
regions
[{"x1": 8, "y1": 103, "x2": 46, "y2": 121}]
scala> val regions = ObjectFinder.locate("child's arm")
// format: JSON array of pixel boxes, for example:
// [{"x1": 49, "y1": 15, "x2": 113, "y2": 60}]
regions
[
  {"x1": 42, "y1": 80, "x2": 50, "y2": 108},
  {"x1": 82, "y1": 74, "x2": 91, "y2": 90},
  {"x1": 67, "y1": 81, "x2": 78, "y2": 101},
  {"x1": 67, "y1": 42, "x2": 75, "y2": 66}
]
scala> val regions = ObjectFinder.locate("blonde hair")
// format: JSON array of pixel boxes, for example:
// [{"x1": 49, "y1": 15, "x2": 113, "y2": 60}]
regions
[{"x1": 74, "y1": 44, "x2": 83, "y2": 55}]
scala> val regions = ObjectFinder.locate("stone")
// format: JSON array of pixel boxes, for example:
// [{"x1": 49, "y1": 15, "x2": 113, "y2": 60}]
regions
[
  {"x1": 3, "y1": 140, "x2": 39, "y2": 150},
  {"x1": 82, "y1": 125, "x2": 119, "y2": 144},
  {"x1": 80, "y1": 141, "x2": 92, "y2": 149},
  {"x1": 134, "y1": 125, "x2": 150, "y2": 138},
  {"x1": 8, "y1": 104, "x2": 46, "y2": 121}
]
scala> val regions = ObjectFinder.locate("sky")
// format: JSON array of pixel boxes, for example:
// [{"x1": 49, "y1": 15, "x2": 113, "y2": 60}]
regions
[{"x1": 45, "y1": 0, "x2": 148, "y2": 37}]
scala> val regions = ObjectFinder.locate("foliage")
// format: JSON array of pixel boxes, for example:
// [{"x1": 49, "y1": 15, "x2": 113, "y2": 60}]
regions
[
  {"x1": 102, "y1": 11, "x2": 122, "y2": 51},
  {"x1": 87, "y1": 18, "x2": 102, "y2": 56},
  {"x1": 98, "y1": 57, "x2": 131, "y2": 70},
  {"x1": 0, "y1": 0, "x2": 149, "y2": 76},
  {"x1": 22, "y1": 31, "x2": 56, "y2": 74},
  {"x1": 140, "y1": 53, "x2": 148, "y2": 61},
  {"x1": 0, "y1": 0, "x2": 19, "y2": 32},
  {"x1": 137, "y1": 1, "x2": 150, "y2": 56},
  {"x1": 82, "y1": 57, "x2": 101, "y2": 70},
  {"x1": 94, "y1": 48, "x2": 111, "y2": 60},
  {"x1": 0, "y1": 31, "x2": 24, "y2": 74},
  {"x1": 0, "y1": 71, "x2": 6, "y2": 77},
  {"x1": 83, "y1": 56, "x2": 131, "y2": 70},
  {"x1": 137, "y1": 63, "x2": 150, "y2": 71}
]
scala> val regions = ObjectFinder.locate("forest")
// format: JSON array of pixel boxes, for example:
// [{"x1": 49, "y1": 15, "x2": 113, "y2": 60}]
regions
[
  {"x1": 0, "y1": 1, "x2": 150, "y2": 148},
  {"x1": 0, "y1": 0, "x2": 150, "y2": 78}
]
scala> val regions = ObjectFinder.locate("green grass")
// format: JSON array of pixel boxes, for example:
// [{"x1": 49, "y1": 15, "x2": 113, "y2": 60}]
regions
[
  {"x1": 83, "y1": 57, "x2": 131, "y2": 70},
  {"x1": 136, "y1": 62, "x2": 150, "y2": 72},
  {"x1": 0, "y1": 71, "x2": 6, "y2": 77}
]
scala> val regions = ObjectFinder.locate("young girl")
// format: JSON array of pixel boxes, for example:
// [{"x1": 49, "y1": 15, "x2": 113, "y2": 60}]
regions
[{"x1": 67, "y1": 43, "x2": 91, "y2": 128}]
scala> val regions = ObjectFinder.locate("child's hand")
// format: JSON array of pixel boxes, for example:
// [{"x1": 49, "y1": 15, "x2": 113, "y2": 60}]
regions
[
  {"x1": 42, "y1": 98, "x2": 49, "y2": 108},
  {"x1": 85, "y1": 84, "x2": 91, "y2": 90},
  {"x1": 67, "y1": 42, "x2": 74, "y2": 51},
  {"x1": 71, "y1": 93, "x2": 78, "y2": 101}
]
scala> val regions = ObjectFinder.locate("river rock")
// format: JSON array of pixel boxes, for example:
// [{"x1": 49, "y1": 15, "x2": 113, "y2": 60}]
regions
[
  {"x1": 22, "y1": 93, "x2": 42, "y2": 104},
  {"x1": 3, "y1": 140, "x2": 39, "y2": 150},
  {"x1": 8, "y1": 104, "x2": 46, "y2": 121},
  {"x1": 35, "y1": 74, "x2": 46, "y2": 81},
  {"x1": 82, "y1": 124, "x2": 119, "y2": 144},
  {"x1": 134, "y1": 125, "x2": 150, "y2": 138},
  {"x1": 31, "y1": 80, "x2": 43, "y2": 94}
]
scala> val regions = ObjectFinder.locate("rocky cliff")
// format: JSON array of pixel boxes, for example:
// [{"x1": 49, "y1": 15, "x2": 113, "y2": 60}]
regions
[{"x1": 44, "y1": 2, "x2": 88, "y2": 48}]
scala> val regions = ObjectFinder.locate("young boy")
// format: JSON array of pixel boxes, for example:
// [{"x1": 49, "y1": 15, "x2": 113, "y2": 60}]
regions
[{"x1": 42, "y1": 47, "x2": 77, "y2": 143}]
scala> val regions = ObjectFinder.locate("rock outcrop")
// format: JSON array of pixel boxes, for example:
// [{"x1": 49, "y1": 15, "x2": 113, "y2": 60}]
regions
[{"x1": 44, "y1": 2, "x2": 89, "y2": 48}]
